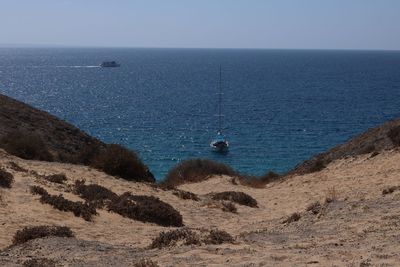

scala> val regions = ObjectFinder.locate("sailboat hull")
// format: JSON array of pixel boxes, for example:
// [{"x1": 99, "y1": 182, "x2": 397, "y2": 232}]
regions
[{"x1": 210, "y1": 140, "x2": 229, "y2": 153}]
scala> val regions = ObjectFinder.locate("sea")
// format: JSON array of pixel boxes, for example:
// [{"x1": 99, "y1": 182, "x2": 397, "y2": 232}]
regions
[{"x1": 0, "y1": 48, "x2": 400, "y2": 180}]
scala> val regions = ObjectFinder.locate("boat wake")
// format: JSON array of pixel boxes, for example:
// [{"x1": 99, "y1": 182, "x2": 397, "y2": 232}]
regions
[{"x1": 56, "y1": 65, "x2": 100, "y2": 68}]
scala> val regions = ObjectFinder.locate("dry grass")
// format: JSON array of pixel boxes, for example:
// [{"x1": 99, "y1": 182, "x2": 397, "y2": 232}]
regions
[
  {"x1": 134, "y1": 258, "x2": 159, "y2": 267},
  {"x1": 325, "y1": 186, "x2": 338, "y2": 203},
  {"x1": 282, "y1": 212, "x2": 301, "y2": 224}
]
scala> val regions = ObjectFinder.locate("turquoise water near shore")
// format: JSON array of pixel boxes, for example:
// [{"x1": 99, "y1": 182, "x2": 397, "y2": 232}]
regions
[{"x1": 0, "y1": 48, "x2": 400, "y2": 180}]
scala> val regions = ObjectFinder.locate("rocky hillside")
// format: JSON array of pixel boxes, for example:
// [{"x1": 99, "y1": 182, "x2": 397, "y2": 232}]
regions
[{"x1": 0, "y1": 93, "x2": 105, "y2": 163}]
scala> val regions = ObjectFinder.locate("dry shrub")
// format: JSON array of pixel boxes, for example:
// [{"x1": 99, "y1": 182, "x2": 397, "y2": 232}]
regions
[
  {"x1": 282, "y1": 212, "x2": 301, "y2": 224},
  {"x1": 162, "y1": 159, "x2": 236, "y2": 187},
  {"x1": 8, "y1": 161, "x2": 28, "y2": 172},
  {"x1": 13, "y1": 225, "x2": 74, "y2": 245},
  {"x1": 306, "y1": 201, "x2": 322, "y2": 215},
  {"x1": 43, "y1": 173, "x2": 67, "y2": 184},
  {"x1": 325, "y1": 187, "x2": 338, "y2": 203},
  {"x1": 23, "y1": 258, "x2": 57, "y2": 267},
  {"x1": 211, "y1": 191, "x2": 258, "y2": 208},
  {"x1": 388, "y1": 126, "x2": 400, "y2": 146},
  {"x1": 134, "y1": 258, "x2": 159, "y2": 267},
  {"x1": 74, "y1": 180, "x2": 118, "y2": 207},
  {"x1": 309, "y1": 159, "x2": 327, "y2": 173},
  {"x1": 238, "y1": 171, "x2": 280, "y2": 188},
  {"x1": 172, "y1": 189, "x2": 199, "y2": 201},
  {"x1": 382, "y1": 186, "x2": 400, "y2": 195},
  {"x1": 221, "y1": 201, "x2": 237, "y2": 213},
  {"x1": 31, "y1": 185, "x2": 97, "y2": 221},
  {"x1": 0, "y1": 130, "x2": 53, "y2": 161},
  {"x1": 91, "y1": 144, "x2": 154, "y2": 183},
  {"x1": 108, "y1": 192, "x2": 183, "y2": 227},
  {"x1": 0, "y1": 169, "x2": 14, "y2": 188},
  {"x1": 149, "y1": 228, "x2": 200, "y2": 249},
  {"x1": 205, "y1": 229, "x2": 234, "y2": 245}
]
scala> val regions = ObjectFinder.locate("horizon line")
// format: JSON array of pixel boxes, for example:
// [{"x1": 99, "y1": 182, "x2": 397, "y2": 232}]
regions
[{"x1": 0, "y1": 43, "x2": 399, "y2": 52}]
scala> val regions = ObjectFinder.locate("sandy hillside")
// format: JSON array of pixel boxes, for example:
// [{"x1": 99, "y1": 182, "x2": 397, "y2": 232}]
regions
[{"x1": 1, "y1": 147, "x2": 400, "y2": 266}]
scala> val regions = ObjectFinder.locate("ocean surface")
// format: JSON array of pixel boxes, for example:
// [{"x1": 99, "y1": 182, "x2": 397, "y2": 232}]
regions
[{"x1": 1, "y1": 48, "x2": 400, "y2": 180}]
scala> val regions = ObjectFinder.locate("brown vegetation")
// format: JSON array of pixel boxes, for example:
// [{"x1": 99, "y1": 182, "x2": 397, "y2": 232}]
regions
[
  {"x1": 221, "y1": 201, "x2": 237, "y2": 213},
  {"x1": 108, "y1": 192, "x2": 183, "y2": 227},
  {"x1": 388, "y1": 126, "x2": 400, "y2": 146},
  {"x1": 162, "y1": 159, "x2": 236, "y2": 187},
  {"x1": 205, "y1": 229, "x2": 234, "y2": 245},
  {"x1": 31, "y1": 186, "x2": 97, "y2": 221},
  {"x1": 43, "y1": 173, "x2": 67, "y2": 184},
  {"x1": 23, "y1": 258, "x2": 57, "y2": 267},
  {"x1": 0, "y1": 169, "x2": 13, "y2": 188},
  {"x1": 74, "y1": 180, "x2": 118, "y2": 208},
  {"x1": 211, "y1": 191, "x2": 258, "y2": 208},
  {"x1": 12, "y1": 225, "x2": 74, "y2": 245},
  {"x1": 149, "y1": 228, "x2": 200, "y2": 249},
  {"x1": 237, "y1": 171, "x2": 281, "y2": 188},
  {"x1": 282, "y1": 212, "x2": 301, "y2": 224},
  {"x1": 306, "y1": 201, "x2": 322, "y2": 215},
  {"x1": 8, "y1": 161, "x2": 28, "y2": 172},
  {"x1": 91, "y1": 144, "x2": 155, "y2": 183},
  {"x1": 134, "y1": 258, "x2": 159, "y2": 267},
  {"x1": 172, "y1": 189, "x2": 200, "y2": 201},
  {"x1": 382, "y1": 186, "x2": 400, "y2": 195},
  {"x1": 0, "y1": 131, "x2": 53, "y2": 161}
]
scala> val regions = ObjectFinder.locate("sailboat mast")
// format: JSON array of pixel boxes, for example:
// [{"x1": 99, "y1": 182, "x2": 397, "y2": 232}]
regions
[{"x1": 218, "y1": 65, "x2": 222, "y2": 133}]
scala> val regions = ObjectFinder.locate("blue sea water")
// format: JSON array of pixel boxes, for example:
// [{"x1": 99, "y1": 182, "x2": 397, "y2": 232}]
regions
[{"x1": 0, "y1": 48, "x2": 400, "y2": 180}]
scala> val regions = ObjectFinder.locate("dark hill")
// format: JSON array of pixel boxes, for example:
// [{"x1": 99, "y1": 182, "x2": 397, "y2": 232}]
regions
[
  {"x1": 0, "y1": 93, "x2": 105, "y2": 163},
  {"x1": 290, "y1": 118, "x2": 400, "y2": 175},
  {"x1": 0, "y1": 93, "x2": 154, "y2": 182}
]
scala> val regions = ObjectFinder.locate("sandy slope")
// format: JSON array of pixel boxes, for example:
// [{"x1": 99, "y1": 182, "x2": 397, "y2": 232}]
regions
[{"x1": 1, "y1": 148, "x2": 400, "y2": 266}]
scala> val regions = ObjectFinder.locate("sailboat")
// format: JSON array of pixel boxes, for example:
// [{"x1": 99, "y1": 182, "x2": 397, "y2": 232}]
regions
[{"x1": 210, "y1": 66, "x2": 229, "y2": 153}]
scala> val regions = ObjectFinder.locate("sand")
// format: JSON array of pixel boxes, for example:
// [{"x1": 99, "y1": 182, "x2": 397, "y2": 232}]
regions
[{"x1": 1, "y1": 148, "x2": 400, "y2": 266}]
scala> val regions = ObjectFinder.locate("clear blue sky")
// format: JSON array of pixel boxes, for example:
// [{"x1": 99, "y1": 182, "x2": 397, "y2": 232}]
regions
[{"x1": 1, "y1": 0, "x2": 399, "y2": 50}]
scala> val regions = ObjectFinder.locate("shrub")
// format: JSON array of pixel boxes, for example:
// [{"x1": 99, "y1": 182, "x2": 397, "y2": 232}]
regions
[
  {"x1": 309, "y1": 159, "x2": 326, "y2": 173},
  {"x1": 388, "y1": 126, "x2": 400, "y2": 146},
  {"x1": 382, "y1": 186, "x2": 400, "y2": 195},
  {"x1": 0, "y1": 130, "x2": 53, "y2": 161},
  {"x1": 282, "y1": 212, "x2": 301, "y2": 224},
  {"x1": 8, "y1": 161, "x2": 28, "y2": 172},
  {"x1": 172, "y1": 189, "x2": 200, "y2": 201},
  {"x1": 23, "y1": 258, "x2": 57, "y2": 267},
  {"x1": 211, "y1": 191, "x2": 258, "y2": 208},
  {"x1": 221, "y1": 201, "x2": 237, "y2": 213},
  {"x1": 43, "y1": 173, "x2": 67, "y2": 184},
  {"x1": 306, "y1": 201, "x2": 322, "y2": 215},
  {"x1": 205, "y1": 229, "x2": 234, "y2": 245},
  {"x1": 74, "y1": 180, "x2": 118, "y2": 207},
  {"x1": 31, "y1": 186, "x2": 97, "y2": 221},
  {"x1": 0, "y1": 169, "x2": 14, "y2": 188},
  {"x1": 12, "y1": 225, "x2": 74, "y2": 245},
  {"x1": 134, "y1": 258, "x2": 159, "y2": 267},
  {"x1": 149, "y1": 228, "x2": 200, "y2": 249},
  {"x1": 238, "y1": 171, "x2": 280, "y2": 188},
  {"x1": 91, "y1": 144, "x2": 154, "y2": 183},
  {"x1": 163, "y1": 159, "x2": 236, "y2": 187},
  {"x1": 325, "y1": 187, "x2": 338, "y2": 203},
  {"x1": 108, "y1": 192, "x2": 183, "y2": 227}
]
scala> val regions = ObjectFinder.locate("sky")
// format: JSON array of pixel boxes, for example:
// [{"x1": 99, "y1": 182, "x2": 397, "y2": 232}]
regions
[{"x1": 0, "y1": 0, "x2": 399, "y2": 50}]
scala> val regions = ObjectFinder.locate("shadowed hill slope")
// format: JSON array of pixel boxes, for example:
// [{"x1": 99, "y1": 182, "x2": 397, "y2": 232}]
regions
[
  {"x1": 0, "y1": 93, "x2": 105, "y2": 163},
  {"x1": 290, "y1": 118, "x2": 400, "y2": 175}
]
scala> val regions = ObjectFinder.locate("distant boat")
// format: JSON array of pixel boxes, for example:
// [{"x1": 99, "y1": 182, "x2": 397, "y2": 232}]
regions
[
  {"x1": 100, "y1": 61, "x2": 120, "y2": 68},
  {"x1": 210, "y1": 66, "x2": 229, "y2": 153}
]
